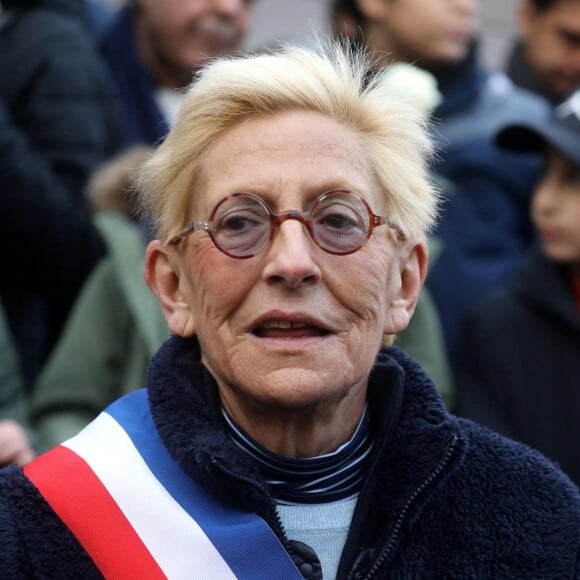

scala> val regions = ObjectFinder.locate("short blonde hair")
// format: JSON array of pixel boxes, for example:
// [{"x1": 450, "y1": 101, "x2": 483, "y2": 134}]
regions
[{"x1": 138, "y1": 41, "x2": 440, "y2": 242}]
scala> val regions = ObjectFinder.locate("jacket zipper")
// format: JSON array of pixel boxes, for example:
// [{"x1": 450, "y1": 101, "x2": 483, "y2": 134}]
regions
[
  {"x1": 210, "y1": 458, "x2": 297, "y2": 561},
  {"x1": 360, "y1": 434, "x2": 459, "y2": 580}
]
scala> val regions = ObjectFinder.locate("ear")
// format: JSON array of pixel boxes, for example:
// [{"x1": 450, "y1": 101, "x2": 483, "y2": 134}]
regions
[
  {"x1": 144, "y1": 240, "x2": 197, "y2": 337},
  {"x1": 384, "y1": 241, "x2": 428, "y2": 335},
  {"x1": 356, "y1": 0, "x2": 389, "y2": 22}
]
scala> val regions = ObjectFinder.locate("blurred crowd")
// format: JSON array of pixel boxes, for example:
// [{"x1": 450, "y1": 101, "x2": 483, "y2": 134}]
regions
[{"x1": 1, "y1": 0, "x2": 579, "y2": 488}]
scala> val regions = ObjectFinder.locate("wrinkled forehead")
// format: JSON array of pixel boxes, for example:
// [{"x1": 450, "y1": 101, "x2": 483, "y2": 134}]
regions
[{"x1": 187, "y1": 111, "x2": 386, "y2": 216}]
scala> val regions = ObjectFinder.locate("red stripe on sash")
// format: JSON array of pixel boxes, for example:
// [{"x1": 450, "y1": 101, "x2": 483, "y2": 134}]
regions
[{"x1": 24, "y1": 446, "x2": 167, "y2": 579}]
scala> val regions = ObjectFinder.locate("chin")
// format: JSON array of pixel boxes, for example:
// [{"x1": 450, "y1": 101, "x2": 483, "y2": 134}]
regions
[
  {"x1": 249, "y1": 367, "x2": 359, "y2": 410},
  {"x1": 543, "y1": 245, "x2": 575, "y2": 264},
  {"x1": 441, "y1": 45, "x2": 471, "y2": 63}
]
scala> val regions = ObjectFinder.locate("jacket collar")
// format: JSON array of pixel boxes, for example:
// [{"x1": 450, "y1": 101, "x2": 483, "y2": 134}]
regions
[
  {"x1": 341, "y1": 347, "x2": 464, "y2": 573},
  {"x1": 432, "y1": 41, "x2": 486, "y2": 119},
  {"x1": 100, "y1": 6, "x2": 169, "y2": 147},
  {"x1": 147, "y1": 335, "x2": 464, "y2": 507}
]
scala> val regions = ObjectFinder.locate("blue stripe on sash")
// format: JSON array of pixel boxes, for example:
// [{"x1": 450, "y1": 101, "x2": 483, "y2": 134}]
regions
[{"x1": 106, "y1": 390, "x2": 303, "y2": 580}]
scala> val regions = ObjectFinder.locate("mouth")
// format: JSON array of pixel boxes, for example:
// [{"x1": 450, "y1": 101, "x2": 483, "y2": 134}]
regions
[
  {"x1": 251, "y1": 317, "x2": 331, "y2": 340},
  {"x1": 538, "y1": 227, "x2": 561, "y2": 242},
  {"x1": 196, "y1": 22, "x2": 238, "y2": 51}
]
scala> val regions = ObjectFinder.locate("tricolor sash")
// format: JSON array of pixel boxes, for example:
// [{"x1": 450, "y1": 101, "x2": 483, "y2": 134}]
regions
[{"x1": 24, "y1": 390, "x2": 303, "y2": 580}]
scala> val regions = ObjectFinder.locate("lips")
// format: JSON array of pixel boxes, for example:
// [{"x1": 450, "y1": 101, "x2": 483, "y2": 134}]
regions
[
  {"x1": 196, "y1": 22, "x2": 238, "y2": 51},
  {"x1": 251, "y1": 316, "x2": 330, "y2": 339},
  {"x1": 538, "y1": 227, "x2": 562, "y2": 243}
]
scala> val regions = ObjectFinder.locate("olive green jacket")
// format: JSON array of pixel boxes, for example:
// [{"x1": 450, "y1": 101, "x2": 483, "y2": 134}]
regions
[{"x1": 31, "y1": 213, "x2": 169, "y2": 452}]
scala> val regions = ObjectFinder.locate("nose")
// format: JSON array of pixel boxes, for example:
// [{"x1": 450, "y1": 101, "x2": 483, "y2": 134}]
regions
[
  {"x1": 454, "y1": 0, "x2": 477, "y2": 18},
  {"x1": 212, "y1": 0, "x2": 250, "y2": 15},
  {"x1": 262, "y1": 220, "x2": 322, "y2": 288}
]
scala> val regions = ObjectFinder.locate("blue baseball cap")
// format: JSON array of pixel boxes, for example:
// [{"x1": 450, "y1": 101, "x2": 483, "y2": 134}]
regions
[{"x1": 496, "y1": 90, "x2": 580, "y2": 166}]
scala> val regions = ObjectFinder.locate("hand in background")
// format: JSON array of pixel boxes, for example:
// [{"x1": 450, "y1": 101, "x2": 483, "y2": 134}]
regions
[{"x1": 0, "y1": 420, "x2": 35, "y2": 467}]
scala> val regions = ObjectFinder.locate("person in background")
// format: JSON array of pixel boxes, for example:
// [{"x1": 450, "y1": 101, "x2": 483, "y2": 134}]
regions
[
  {"x1": 506, "y1": 0, "x2": 580, "y2": 106},
  {"x1": 457, "y1": 89, "x2": 580, "y2": 486},
  {"x1": 0, "y1": 43, "x2": 577, "y2": 579},
  {"x1": 30, "y1": 147, "x2": 169, "y2": 453},
  {"x1": 84, "y1": 0, "x2": 117, "y2": 38},
  {"x1": 0, "y1": 301, "x2": 35, "y2": 468},
  {"x1": 0, "y1": 0, "x2": 121, "y2": 387},
  {"x1": 100, "y1": 0, "x2": 253, "y2": 147},
  {"x1": 12, "y1": 0, "x2": 250, "y2": 455},
  {"x1": 332, "y1": 0, "x2": 550, "y2": 372}
]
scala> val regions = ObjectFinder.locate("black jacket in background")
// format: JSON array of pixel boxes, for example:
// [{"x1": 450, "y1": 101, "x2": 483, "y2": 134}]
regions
[
  {"x1": 457, "y1": 249, "x2": 580, "y2": 485},
  {"x1": 0, "y1": 0, "x2": 121, "y2": 383},
  {"x1": 424, "y1": 42, "x2": 548, "y2": 371}
]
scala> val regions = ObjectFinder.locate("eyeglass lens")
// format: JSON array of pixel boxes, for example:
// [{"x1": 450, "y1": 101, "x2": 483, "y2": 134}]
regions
[{"x1": 209, "y1": 191, "x2": 372, "y2": 257}]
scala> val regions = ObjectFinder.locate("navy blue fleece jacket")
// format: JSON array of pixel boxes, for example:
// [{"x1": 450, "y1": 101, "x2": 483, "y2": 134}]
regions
[{"x1": 0, "y1": 337, "x2": 578, "y2": 578}]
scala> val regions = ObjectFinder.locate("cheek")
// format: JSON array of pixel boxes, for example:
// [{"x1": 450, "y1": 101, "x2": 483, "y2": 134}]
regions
[
  {"x1": 330, "y1": 249, "x2": 398, "y2": 326},
  {"x1": 569, "y1": 206, "x2": 580, "y2": 241},
  {"x1": 182, "y1": 244, "x2": 258, "y2": 329},
  {"x1": 531, "y1": 179, "x2": 552, "y2": 218}
]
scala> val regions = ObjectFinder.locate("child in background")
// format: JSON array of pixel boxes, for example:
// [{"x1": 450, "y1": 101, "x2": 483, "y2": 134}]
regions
[{"x1": 457, "y1": 90, "x2": 580, "y2": 486}]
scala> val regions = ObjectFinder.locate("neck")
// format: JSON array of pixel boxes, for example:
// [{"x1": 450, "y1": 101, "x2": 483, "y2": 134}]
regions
[{"x1": 219, "y1": 387, "x2": 367, "y2": 458}]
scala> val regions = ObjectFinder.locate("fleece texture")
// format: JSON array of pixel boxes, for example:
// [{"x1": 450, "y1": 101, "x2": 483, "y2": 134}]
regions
[{"x1": 0, "y1": 336, "x2": 578, "y2": 579}]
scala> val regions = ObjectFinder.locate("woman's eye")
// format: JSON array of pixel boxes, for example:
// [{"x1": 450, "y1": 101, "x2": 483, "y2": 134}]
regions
[
  {"x1": 317, "y1": 204, "x2": 363, "y2": 231},
  {"x1": 222, "y1": 216, "x2": 254, "y2": 231},
  {"x1": 320, "y1": 213, "x2": 357, "y2": 230},
  {"x1": 219, "y1": 210, "x2": 263, "y2": 232}
]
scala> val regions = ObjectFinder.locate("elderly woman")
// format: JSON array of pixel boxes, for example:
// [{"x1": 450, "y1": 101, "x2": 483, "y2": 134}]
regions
[{"x1": 0, "y1": 43, "x2": 578, "y2": 579}]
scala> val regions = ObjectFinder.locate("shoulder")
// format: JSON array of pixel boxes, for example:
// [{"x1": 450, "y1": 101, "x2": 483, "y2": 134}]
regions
[
  {"x1": 425, "y1": 419, "x2": 580, "y2": 577},
  {"x1": 0, "y1": 466, "x2": 27, "y2": 577},
  {"x1": 451, "y1": 420, "x2": 580, "y2": 568},
  {"x1": 0, "y1": 464, "x2": 99, "y2": 577},
  {"x1": 377, "y1": 352, "x2": 580, "y2": 573},
  {"x1": 458, "y1": 418, "x2": 580, "y2": 524},
  {"x1": 473, "y1": 71, "x2": 550, "y2": 130},
  {"x1": 437, "y1": 71, "x2": 550, "y2": 145},
  {"x1": 482, "y1": 72, "x2": 549, "y2": 113},
  {"x1": 2, "y1": 6, "x2": 91, "y2": 53}
]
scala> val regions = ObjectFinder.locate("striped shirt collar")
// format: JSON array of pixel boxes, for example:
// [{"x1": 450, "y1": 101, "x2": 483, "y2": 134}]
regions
[{"x1": 222, "y1": 407, "x2": 373, "y2": 505}]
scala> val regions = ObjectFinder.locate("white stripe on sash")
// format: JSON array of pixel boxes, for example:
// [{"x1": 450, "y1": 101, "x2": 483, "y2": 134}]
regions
[{"x1": 63, "y1": 414, "x2": 238, "y2": 580}]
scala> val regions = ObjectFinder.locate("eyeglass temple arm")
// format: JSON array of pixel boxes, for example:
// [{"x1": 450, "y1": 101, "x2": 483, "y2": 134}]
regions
[
  {"x1": 374, "y1": 215, "x2": 406, "y2": 241},
  {"x1": 167, "y1": 222, "x2": 208, "y2": 246}
]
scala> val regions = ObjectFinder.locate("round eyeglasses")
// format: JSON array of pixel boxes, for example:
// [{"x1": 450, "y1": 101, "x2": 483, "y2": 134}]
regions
[{"x1": 167, "y1": 189, "x2": 405, "y2": 258}]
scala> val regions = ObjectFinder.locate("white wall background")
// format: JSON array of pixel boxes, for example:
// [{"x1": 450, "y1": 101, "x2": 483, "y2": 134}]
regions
[{"x1": 244, "y1": 0, "x2": 331, "y2": 49}]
